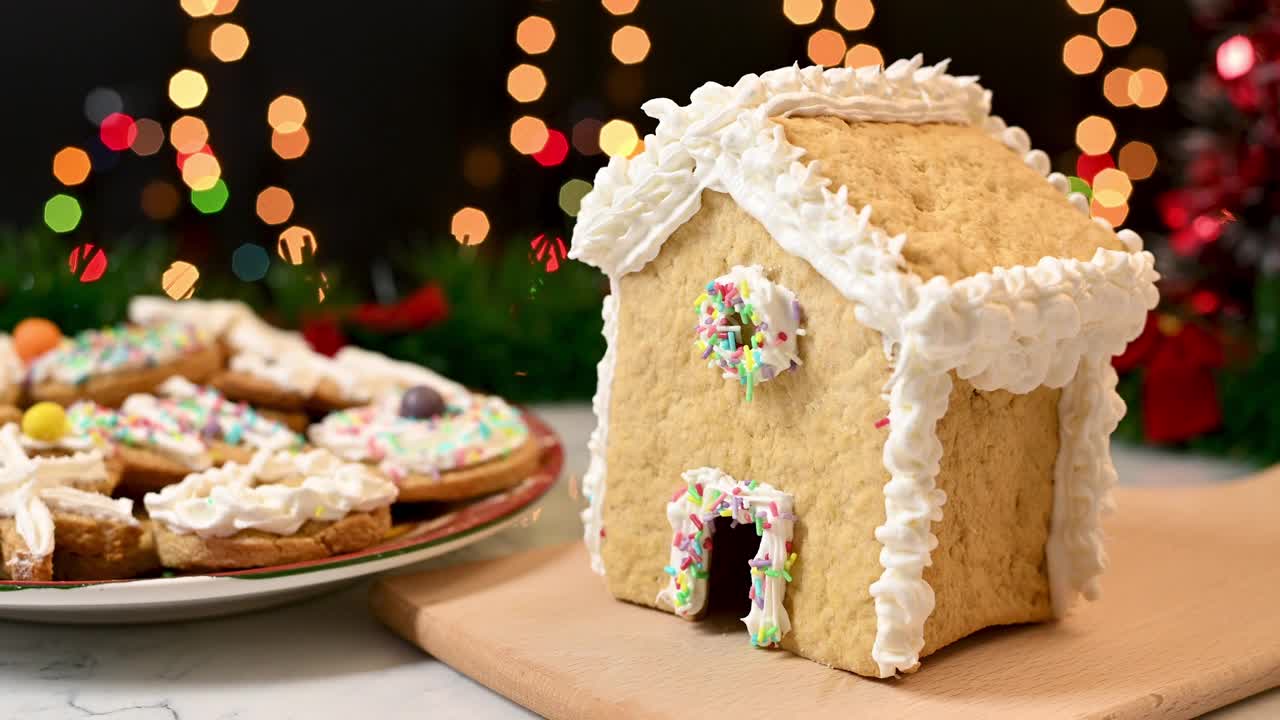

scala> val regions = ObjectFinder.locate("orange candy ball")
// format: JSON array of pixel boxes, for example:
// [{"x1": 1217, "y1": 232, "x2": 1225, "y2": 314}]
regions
[{"x1": 13, "y1": 318, "x2": 63, "y2": 363}]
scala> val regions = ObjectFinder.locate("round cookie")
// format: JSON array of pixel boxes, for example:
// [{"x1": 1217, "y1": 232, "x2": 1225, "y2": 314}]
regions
[
  {"x1": 210, "y1": 347, "x2": 368, "y2": 414},
  {"x1": 13, "y1": 404, "x2": 123, "y2": 496},
  {"x1": 26, "y1": 322, "x2": 224, "y2": 408},
  {"x1": 309, "y1": 390, "x2": 541, "y2": 502},
  {"x1": 145, "y1": 448, "x2": 397, "y2": 571}
]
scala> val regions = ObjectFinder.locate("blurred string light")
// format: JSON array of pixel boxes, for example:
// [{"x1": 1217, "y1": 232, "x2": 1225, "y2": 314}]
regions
[
  {"x1": 845, "y1": 43, "x2": 883, "y2": 68},
  {"x1": 510, "y1": 116, "x2": 549, "y2": 155},
  {"x1": 532, "y1": 129, "x2": 569, "y2": 167},
  {"x1": 451, "y1": 207, "x2": 490, "y2": 245},
  {"x1": 611, "y1": 26, "x2": 651, "y2": 64},
  {"x1": 1217, "y1": 34, "x2": 1255, "y2": 80},
  {"x1": 181, "y1": 151, "x2": 221, "y2": 191},
  {"x1": 163, "y1": 261, "x2": 200, "y2": 300},
  {"x1": 834, "y1": 0, "x2": 874, "y2": 30},
  {"x1": 255, "y1": 186, "x2": 294, "y2": 224},
  {"x1": 190, "y1": 178, "x2": 229, "y2": 214},
  {"x1": 463, "y1": 146, "x2": 502, "y2": 188},
  {"x1": 599, "y1": 119, "x2": 638, "y2": 157},
  {"x1": 131, "y1": 119, "x2": 165, "y2": 156},
  {"x1": 83, "y1": 88, "x2": 122, "y2": 126},
  {"x1": 1118, "y1": 140, "x2": 1157, "y2": 179},
  {"x1": 1075, "y1": 115, "x2": 1116, "y2": 154},
  {"x1": 1067, "y1": 0, "x2": 1104, "y2": 13},
  {"x1": 507, "y1": 64, "x2": 547, "y2": 102},
  {"x1": 1103, "y1": 68, "x2": 1133, "y2": 106},
  {"x1": 516, "y1": 16, "x2": 555, "y2": 54},
  {"x1": 52, "y1": 147, "x2": 91, "y2": 186},
  {"x1": 212, "y1": 0, "x2": 238, "y2": 14},
  {"x1": 210, "y1": 22, "x2": 249, "y2": 62},
  {"x1": 232, "y1": 243, "x2": 270, "y2": 282},
  {"x1": 1062, "y1": 35, "x2": 1103, "y2": 74},
  {"x1": 558, "y1": 179, "x2": 592, "y2": 217},
  {"x1": 170, "y1": 116, "x2": 209, "y2": 153},
  {"x1": 169, "y1": 69, "x2": 209, "y2": 109},
  {"x1": 175, "y1": 143, "x2": 212, "y2": 170},
  {"x1": 277, "y1": 226, "x2": 317, "y2": 264},
  {"x1": 44, "y1": 194, "x2": 82, "y2": 233},
  {"x1": 180, "y1": 0, "x2": 218, "y2": 17},
  {"x1": 1091, "y1": 167, "x2": 1132, "y2": 208},
  {"x1": 601, "y1": 0, "x2": 639, "y2": 15},
  {"x1": 271, "y1": 126, "x2": 310, "y2": 159},
  {"x1": 783, "y1": 0, "x2": 822, "y2": 25},
  {"x1": 141, "y1": 181, "x2": 181, "y2": 221},
  {"x1": 808, "y1": 29, "x2": 846, "y2": 67},
  {"x1": 572, "y1": 118, "x2": 603, "y2": 155},
  {"x1": 268, "y1": 95, "x2": 307, "y2": 132},
  {"x1": 1128, "y1": 67, "x2": 1167, "y2": 107},
  {"x1": 530, "y1": 234, "x2": 568, "y2": 272},
  {"x1": 99, "y1": 113, "x2": 138, "y2": 151},
  {"x1": 1096, "y1": 8, "x2": 1136, "y2": 47},
  {"x1": 68, "y1": 243, "x2": 109, "y2": 283}
]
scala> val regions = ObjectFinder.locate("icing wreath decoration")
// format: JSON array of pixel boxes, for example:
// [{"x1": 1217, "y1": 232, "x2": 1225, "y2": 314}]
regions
[{"x1": 692, "y1": 265, "x2": 804, "y2": 399}]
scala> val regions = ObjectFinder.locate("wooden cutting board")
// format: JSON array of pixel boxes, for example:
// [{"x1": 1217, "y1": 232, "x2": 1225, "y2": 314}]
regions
[{"x1": 370, "y1": 471, "x2": 1280, "y2": 719}]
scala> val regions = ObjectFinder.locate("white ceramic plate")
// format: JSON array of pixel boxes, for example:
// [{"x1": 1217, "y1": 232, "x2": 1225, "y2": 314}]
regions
[{"x1": 0, "y1": 412, "x2": 563, "y2": 624}]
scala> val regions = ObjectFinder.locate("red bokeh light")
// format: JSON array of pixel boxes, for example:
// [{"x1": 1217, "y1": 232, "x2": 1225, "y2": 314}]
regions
[
  {"x1": 1190, "y1": 290, "x2": 1221, "y2": 315},
  {"x1": 1216, "y1": 35, "x2": 1255, "y2": 80},
  {"x1": 68, "y1": 243, "x2": 109, "y2": 283},
  {"x1": 532, "y1": 129, "x2": 569, "y2": 167},
  {"x1": 176, "y1": 144, "x2": 214, "y2": 171},
  {"x1": 99, "y1": 113, "x2": 138, "y2": 152},
  {"x1": 1075, "y1": 153, "x2": 1115, "y2": 184}
]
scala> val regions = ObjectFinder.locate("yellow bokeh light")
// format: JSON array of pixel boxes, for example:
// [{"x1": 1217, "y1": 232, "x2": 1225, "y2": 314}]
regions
[
  {"x1": 611, "y1": 26, "x2": 651, "y2": 64},
  {"x1": 510, "y1": 116, "x2": 549, "y2": 155},
  {"x1": 170, "y1": 116, "x2": 209, "y2": 154},
  {"x1": 141, "y1": 181, "x2": 180, "y2": 221},
  {"x1": 52, "y1": 147, "x2": 91, "y2": 186},
  {"x1": 168, "y1": 69, "x2": 209, "y2": 110},
  {"x1": 599, "y1": 119, "x2": 639, "y2": 158},
  {"x1": 1067, "y1": 0, "x2": 1104, "y2": 14},
  {"x1": 268, "y1": 95, "x2": 307, "y2": 133},
  {"x1": 180, "y1": 0, "x2": 217, "y2": 18},
  {"x1": 212, "y1": 0, "x2": 239, "y2": 14},
  {"x1": 181, "y1": 152, "x2": 221, "y2": 191},
  {"x1": 602, "y1": 0, "x2": 639, "y2": 14},
  {"x1": 463, "y1": 146, "x2": 502, "y2": 188},
  {"x1": 1091, "y1": 197, "x2": 1128, "y2": 227},
  {"x1": 844, "y1": 43, "x2": 883, "y2": 68},
  {"x1": 516, "y1": 16, "x2": 555, "y2": 54},
  {"x1": 1075, "y1": 115, "x2": 1116, "y2": 154},
  {"x1": 1062, "y1": 35, "x2": 1103, "y2": 75},
  {"x1": 1097, "y1": 8, "x2": 1136, "y2": 47},
  {"x1": 1103, "y1": 68, "x2": 1134, "y2": 107},
  {"x1": 162, "y1": 261, "x2": 200, "y2": 301},
  {"x1": 1118, "y1": 141, "x2": 1157, "y2": 180},
  {"x1": 451, "y1": 207, "x2": 490, "y2": 245},
  {"x1": 210, "y1": 22, "x2": 250, "y2": 62},
  {"x1": 807, "y1": 29, "x2": 846, "y2": 67},
  {"x1": 277, "y1": 226, "x2": 317, "y2": 264},
  {"x1": 132, "y1": 118, "x2": 165, "y2": 156},
  {"x1": 1091, "y1": 167, "x2": 1132, "y2": 208},
  {"x1": 255, "y1": 186, "x2": 294, "y2": 225},
  {"x1": 783, "y1": 0, "x2": 822, "y2": 24},
  {"x1": 507, "y1": 64, "x2": 547, "y2": 103},
  {"x1": 834, "y1": 0, "x2": 874, "y2": 30},
  {"x1": 271, "y1": 127, "x2": 310, "y2": 160},
  {"x1": 1128, "y1": 68, "x2": 1167, "y2": 108},
  {"x1": 628, "y1": 139, "x2": 645, "y2": 158}
]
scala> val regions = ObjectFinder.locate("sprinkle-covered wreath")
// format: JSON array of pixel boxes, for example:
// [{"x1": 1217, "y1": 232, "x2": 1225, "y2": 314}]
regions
[{"x1": 692, "y1": 265, "x2": 804, "y2": 399}]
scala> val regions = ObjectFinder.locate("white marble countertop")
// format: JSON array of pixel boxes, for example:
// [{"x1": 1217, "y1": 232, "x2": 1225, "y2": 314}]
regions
[{"x1": 0, "y1": 404, "x2": 1274, "y2": 720}]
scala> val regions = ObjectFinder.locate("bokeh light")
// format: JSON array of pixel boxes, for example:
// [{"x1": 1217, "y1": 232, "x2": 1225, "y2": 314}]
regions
[
  {"x1": 1067, "y1": 0, "x2": 1104, "y2": 14},
  {"x1": 834, "y1": 0, "x2": 874, "y2": 30},
  {"x1": 52, "y1": 147, "x2": 91, "y2": 186},
  {"x1": 507, "y1": 64, "x2": 547, "y2": 103},
  {"x1": 558, "y1": 179, "x2": 592, "y2": 217},
  {"x1": 611, "y1": 26, "x2": 651, "y2": 64},
  {"x1": 1062, "y1": 35, "x2": 1103, "y2": 74},
  {"x1": 1118, "y1": 141, "x2": 1157, "y2": 180},
  {"x1": 181, "y1": 152, "x2": 222, "y2": 191},
  {"x1": 1075, "y1": 115, "x2": 1116, "y2": 154},
  {"x1": 169, "y1": 69, "x2": 209, "y2": 109},
  {"x1": 278, "y1": 226, "x2": 317, "y2": 264},
  {"x1": 1097, "y1": 8, "x2": 1136, "y2": 47},
  {"x1": 1091, "y1": 167, "x2": 1132, "y2": 208},
  {"x1": 255, "y1": 187, "x2": 294, "y2": 225},
  {"x1": 1128, "y1": 68, "x2": 1167, "y2": 108},
  {"x1": 141, "y1": 181, "x2": 181, "y2": 221},
  {"x1": 191, "y1": 178, "x2": 229, "y2": 214},
  {"x1": 268, "y1": 95, "x2": 307, "y2": 133},
  {"x1": 1217, "y1": 35, "x2": 1256, "y2": 80},
  {"x1": 210, "y1": 22, "x2": 250, "y2": 62},
  {"x1": 602, "y1": 0, "x2": 639, "y2": 15},
  {"x1": 783, "y1": 0, "x2": 822, "y2": 24},
  {"x1": 533, "y1": 129, "x2": 569, "y2": 167},
  {"x1": 516, "y1": 16, "x2": 555, "y2": 54},
  {"x1": 99, "y1": 113, "x2": 137, "y2": 151},
  {"x1": 176, "y1": 143, "x2": 212, "y2": 171},
  {"x1": 180, "y1": 0, "x2": 217, "y2": 18},
  {"x1": 212, "y1": 0, "x2": 238, "y2": 13},
  {"x1": 162, "y1": 261, "x2": 201, "y2": 300},
  {"x1": 463, "y1": 146, "x2": 502, "y2": 188},
  {"x1": 232, "y1": 244, "x2": 271, "y2": 282},
  {"x1": 1103, "y1": 68, "x2": 1134, "y2": 107},
  {"x1": 572, "y1": 118, "x2": 603, "y2": 155},
  {"x1": 510, "y1": 116, "x2": 549, "y2": 154},
  {"x1": 170, "y1": 116, "x2": 209, "y2": 154},
  {"x1": 807, "y1": 29, "x2": 846, "y2": 67},
  {"x1": 599, "y1": 119, "x2": 639, "y2": 158},
  {"x1": 1076, "y1": 152, "x2": 1113, "y2": 184},
  {"x1": 1091, "y1": 197, "x2": 1128, "y2": 227},
  {"x1": 83, "y1": 88, "x2": 122, "y2": 126},
  {"x1": 845, "y1": 43, "x2": 884, "y2": 69},
  {"x1": 68, "y1": 243, "x2": 108, "y2": 283},
  {"x1": 131, "y1": 119, "x2": 165, "y2": 156},
  {"x1": 451, "y1": 207, "x2": 490, "y2": 245},
  {"x1": 44, "y1": 194, "x2": 82, "y2": 233},
  {"x1": 271, "y1": 127, "x2": 310, "y2": 159}
]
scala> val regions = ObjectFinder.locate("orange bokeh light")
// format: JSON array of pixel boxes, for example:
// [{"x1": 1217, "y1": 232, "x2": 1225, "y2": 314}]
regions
[
  {"x1": 1103, "y1": 68, "x2": 1135, "y2": 107},
  {"x1": 1092, "y1": 167, "x2": 1132, "y2": 208},
  {"x1": 212, "y1": 0, "x2": 238, "y2": 14},
  {"x1": 210, "y1": 22, "x2": 250, "y2": 62},
  {"x1": 168, "y1": 69, "x2": 209, "y2": 109},
  {"x1": 1128, "y1": 68, "x2": 1167, "y2": 108},
  {"x1": 268, "y1": 95, "x2": 307, "y2": 133},
  {"x1": 1075, "y1": 115, "x2": 1116, "y2": 154},
  {"x1": 463, "y1": 146, "x2": 502, "y2": 189},
  {"x1": 255, "y1": 186, "x2": 295, "y2": 225},
  {"x1": 507, "y1": 64, "x2": 547, "y2": 103},
  {"x1": 1118, "y1": 141, "x2": 1157, "y2": 180},
  {"x1": 170, "y1": 116, "x2": 209, "y2": 154},
  {"x1": 181, "y1": 152, "x2": 221, "y2": 191},
  {"x1": 52, "y1": 147, "x2": 91, "y2": 186},
  {"x1": 611, "y1": 26, "x2": 651, "y2": 64},
  {"x1": 1091, "y1": 197, "x2": 1128, "y2": 227},
  {"x1": 180, "y1": 0, "x2": 217, "y2": 18},
  {"x1": 271, "y1": 127, "x2": 310, "y2": 160},
  {"x1": 141, "y1": 181, "x2": 181, "y2": 221},
  {"x1": 510, "y1": 116, "x2": 549, "y2": 155},
  {"x1": 834, "y1": 0, "x2": 874, "y2": 30},
  {"x1": 516, "y1": 16, "x2": 555, "y2": 55},
  {"x1": 601, "y1": 0, "x2": 639, "y2": 15},
  {"x1": 1097, "y1": 8, "x2": 1136, "y2": 47},
  {"x1": 1062, "y1": 35, "x2": 1103, "y2": 74},
  {"x1": 277, "y1": 226, "x2": 317, "y2": 264},
  {"x1": 162, "y1": 261, "x2": 201, "y2": 301},
  {"x1": 807, "y1": 29, "x2": 846, "y2": 67},
  {"x1": 783, "y1": 0, "x2": 822, "y2": 24},
  {"x1": 845, "y1": 43, "x2": 883, "y2": 69},
  {"x1": 451, "y1": 207, "x2": 490, "y2": 245},
  {"x1": 1067, "y1": 0, "x2": 1104, "y2": 14}
]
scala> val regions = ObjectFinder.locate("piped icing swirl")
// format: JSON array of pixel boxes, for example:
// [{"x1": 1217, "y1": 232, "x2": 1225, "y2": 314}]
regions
[
  {"x1": 333, "y1": 346, "x2": 472, "y2": 408},
  {"x1": 27, "y1": 322, "x2": 212, "y2": 386},
  {"x1": 309, "y1": 394, "x2": 529, "y2": 480},
  {"x1": 144, "y1": 448, "x2": 398, "y2": 538}
]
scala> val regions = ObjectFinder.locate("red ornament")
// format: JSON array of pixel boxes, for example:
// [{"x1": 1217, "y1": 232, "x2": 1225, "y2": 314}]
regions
[
  {"x1": 99, "y1": 113, "x2": 137, "y2": 152},
  {"x1": 349, "y1": 284, "x2": 449, "y2": 332},
  {"x1": 68, "y1": 243, "x2": 108, "y2": 283},
  {"x1": 1114, "y1": 313, "x2": 1224, "y2": 443},
  {"x1": 301, "y1": 315, "x2": 347, "y2": 357}
]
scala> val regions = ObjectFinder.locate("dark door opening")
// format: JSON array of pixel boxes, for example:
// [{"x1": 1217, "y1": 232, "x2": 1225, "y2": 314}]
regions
[{"x1": 703, "y1": 516, "x2": 763, "y2": 623}]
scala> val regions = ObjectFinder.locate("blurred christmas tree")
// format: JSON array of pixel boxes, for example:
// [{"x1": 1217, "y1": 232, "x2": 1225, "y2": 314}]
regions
[{"x1": 1115, "y1": 0, "x2": 1280, "y2": 462}]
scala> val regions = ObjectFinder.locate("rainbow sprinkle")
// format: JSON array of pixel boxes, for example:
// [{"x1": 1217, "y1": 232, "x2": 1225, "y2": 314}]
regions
[{"x1": 28, "y1": 323, "x2": 212, "y2": 386}]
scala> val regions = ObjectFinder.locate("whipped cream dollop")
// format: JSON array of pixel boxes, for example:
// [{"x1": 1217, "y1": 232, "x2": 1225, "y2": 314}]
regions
[{"x1": 145, "y1": 448, "x2": 398, "y2": 538}]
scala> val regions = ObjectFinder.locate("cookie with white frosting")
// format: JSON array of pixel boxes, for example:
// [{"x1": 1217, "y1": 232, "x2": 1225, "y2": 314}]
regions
[
  {"x1": 0, "y1": 335, "x2": 21, "y2": 408},
  {"x1": 210, "y1": 346, "x2": 370, "y2": 419},
  {"x1": 145, "y1": 448, "x2": 397, "y2": 571}
]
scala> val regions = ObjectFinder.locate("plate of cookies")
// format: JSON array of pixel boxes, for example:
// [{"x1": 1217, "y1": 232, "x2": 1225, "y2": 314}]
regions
[{"x1": 0, "y1": 299, "x2": 561, "y2": 623}]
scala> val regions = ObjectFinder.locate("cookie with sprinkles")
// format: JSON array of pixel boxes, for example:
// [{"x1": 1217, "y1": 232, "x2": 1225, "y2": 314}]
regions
[
  {"x1": 26, "y1": 322, "x2": 224, "y2": 409},
  {"x1": 15, "y1": 403, "x2": 124, "y2": 495},
  {"x1": 210, "y1": 346, "x2": 370, "y2": 418},
  {"x1": 308, "y1": 389, "x2": 541, "y2": 502}
]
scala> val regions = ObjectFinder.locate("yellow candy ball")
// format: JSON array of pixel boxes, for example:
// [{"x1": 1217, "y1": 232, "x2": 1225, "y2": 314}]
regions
[{"x1": 22, "y1": 402, "x2": 70, "y2": 443}]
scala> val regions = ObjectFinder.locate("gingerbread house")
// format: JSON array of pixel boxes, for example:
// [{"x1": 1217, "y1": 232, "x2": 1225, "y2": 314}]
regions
[{"x1": 568, "y1": 57, "x2": 1159, "y2": 677}]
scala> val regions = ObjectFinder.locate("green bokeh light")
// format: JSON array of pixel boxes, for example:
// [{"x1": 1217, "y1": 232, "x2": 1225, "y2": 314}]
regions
[
  {"x1": 558, "y1": 178, "x2": 592, "y2": 218},
  {"x1": 1067, "y1": 175, "x2": 1094, "y2": 203},
  {"x1": 43, "y1": 194, "x2": 82, "y2": 233},
  {"x1": 191, "y1": 178, "x2": 229, "y2": 214}
]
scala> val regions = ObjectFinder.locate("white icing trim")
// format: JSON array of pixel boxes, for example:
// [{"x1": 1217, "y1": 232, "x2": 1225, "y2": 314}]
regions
[
  {"x1": 230, "y1": 349, "x2": 369, "y2": 403},
  {"x1": 695, "y1": 265, "x2": 805, "y2": 389},
  {"x1": 580, "y1": 280, "x2": 619, "y2": 575},
  {"x1": 569, "y1": 57, "x2": 1160, "y2": 677}
]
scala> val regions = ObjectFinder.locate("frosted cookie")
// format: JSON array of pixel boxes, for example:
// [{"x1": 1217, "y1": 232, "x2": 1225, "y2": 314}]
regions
[
  {"x1": 145, "y1": 448, "x2": 397, "y2": 571},
  {"x1": 128, "y1": 297, "x2": 310, "y2": 356},
  {"x1": 67, "y1": 377, "x2": 304, "y2": 495},
  {"x1": 17, "y1": 403, "x2": 123, "y2": 495},
  {"x1": 309, "y1": 387, "x2": 539, "y2": 502},
  {"x1": 0, "y1": 335, "x2": 22, "y2": 407},
  {"x1": 26, "y1": 323, "x2": 223, "y2": 408},
  {"x1": 332, "y1": 346, "x2": 471, "y2": 405},
  {"x1": 210, "y1": 347, "x2": 370, "y2": 416},
  {"x1": 0, "y1": 424, "x2": 153, "y2": 581}
]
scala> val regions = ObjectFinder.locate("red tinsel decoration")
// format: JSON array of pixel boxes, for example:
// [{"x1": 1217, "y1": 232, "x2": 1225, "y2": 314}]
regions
[{"x1": 350, "y1": 284, "x2": 449, "y2": 332}]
